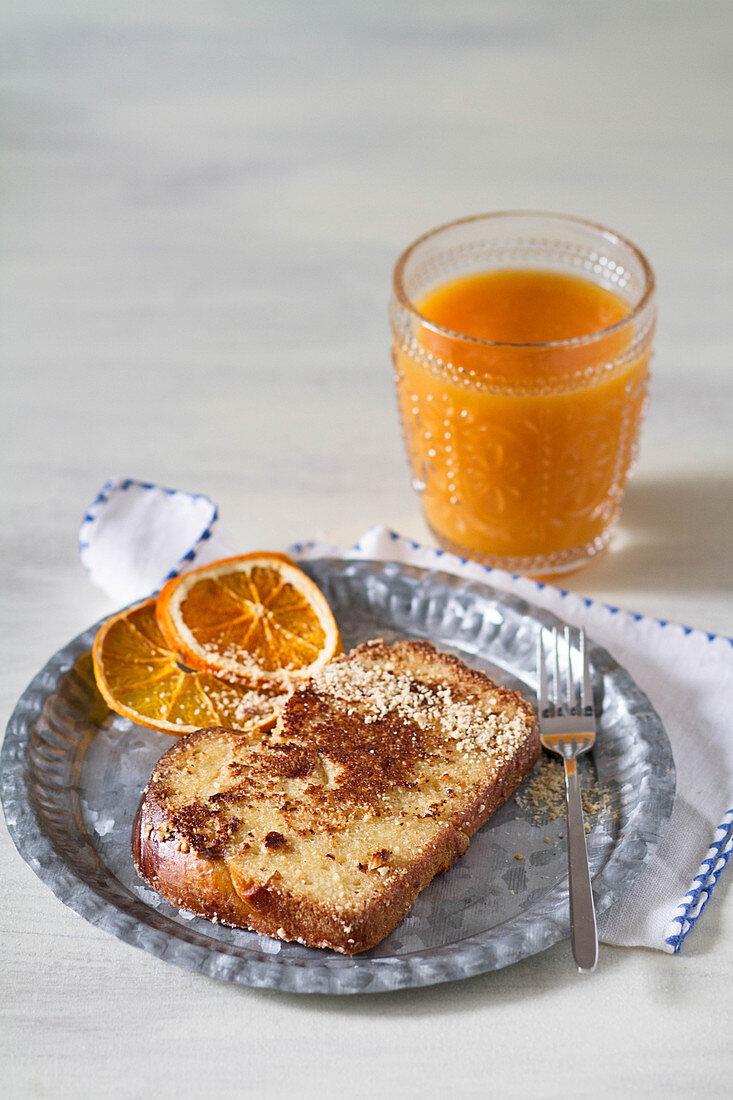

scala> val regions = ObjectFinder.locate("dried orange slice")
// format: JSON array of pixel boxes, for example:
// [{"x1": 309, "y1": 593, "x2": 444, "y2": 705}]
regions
[
  {"x1": 92, "y1": 599, "x2": 287, "y2": 736},
  {"x1": 155, "y1": 553, "x2": 341, "y2": 686}
]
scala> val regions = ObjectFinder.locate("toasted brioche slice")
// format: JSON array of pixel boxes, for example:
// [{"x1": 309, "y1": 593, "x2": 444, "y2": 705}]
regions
[{"x1": 133, "y1": 640, "x2": 540, "y2": 953}]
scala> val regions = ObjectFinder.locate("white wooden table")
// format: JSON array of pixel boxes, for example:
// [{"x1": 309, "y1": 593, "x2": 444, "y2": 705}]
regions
[{"x1": 2, "y1": 3, "x2": 732, "y2": 1096}]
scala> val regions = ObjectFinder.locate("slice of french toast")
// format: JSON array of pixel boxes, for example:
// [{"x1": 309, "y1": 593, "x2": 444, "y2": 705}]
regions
[{"x1": 133, "y1": 640, "x2": 540, "y2": 953}]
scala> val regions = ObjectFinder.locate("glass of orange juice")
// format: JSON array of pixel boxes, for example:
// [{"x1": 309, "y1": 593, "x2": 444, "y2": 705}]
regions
[{"x1": 390, "y1": 211, "x2": 656, "y2": 575}]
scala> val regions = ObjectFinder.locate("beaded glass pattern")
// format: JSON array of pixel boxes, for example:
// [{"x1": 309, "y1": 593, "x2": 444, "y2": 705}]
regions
[{"x1": 390, "y1": 213, "x2": 656, "y2": 575}]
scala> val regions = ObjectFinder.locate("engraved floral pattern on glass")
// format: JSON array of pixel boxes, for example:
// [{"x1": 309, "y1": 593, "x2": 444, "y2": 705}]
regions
[{"x1": 391, "y1": 213, "x2": 656, "y2": 574}]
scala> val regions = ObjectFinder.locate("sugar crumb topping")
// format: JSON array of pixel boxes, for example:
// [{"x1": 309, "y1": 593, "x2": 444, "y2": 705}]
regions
[{"x1": 312, "y1": 658, "x2": 528, "y2": 757}]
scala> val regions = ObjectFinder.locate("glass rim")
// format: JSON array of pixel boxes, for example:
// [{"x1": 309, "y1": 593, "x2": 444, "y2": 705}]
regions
[{"x1": 392, "y1": 210, "x2": 656, "y2": 350}]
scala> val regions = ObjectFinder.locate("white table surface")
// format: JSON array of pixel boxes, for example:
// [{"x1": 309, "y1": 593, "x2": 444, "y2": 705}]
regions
[{"x1": 2, "y1": 2, "x2": 732, "y2": 1097}]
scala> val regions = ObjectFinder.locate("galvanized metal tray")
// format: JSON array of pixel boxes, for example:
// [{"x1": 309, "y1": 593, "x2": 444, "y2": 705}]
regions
[{"x1": 1, "y1": 558, "x2": 675, "y2": 993}]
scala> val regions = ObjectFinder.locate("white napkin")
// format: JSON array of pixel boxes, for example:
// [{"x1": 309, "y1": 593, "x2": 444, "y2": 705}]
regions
[
  {"x1": 80, "y1": 480, "x2": 733, "y2": 954},
  {"x1": 79, "y1": 478, "x2": 236, "y2": 605}
]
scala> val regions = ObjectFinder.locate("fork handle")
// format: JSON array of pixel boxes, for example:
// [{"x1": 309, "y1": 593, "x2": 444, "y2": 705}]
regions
[{"x1": 564, "y1": 759, "x2": 598, "y2": 972}]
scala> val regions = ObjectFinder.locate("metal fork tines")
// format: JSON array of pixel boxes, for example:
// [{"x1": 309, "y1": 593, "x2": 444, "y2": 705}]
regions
[{"x1": 537, "y1": 626, "x2": 598, "y2": 972}]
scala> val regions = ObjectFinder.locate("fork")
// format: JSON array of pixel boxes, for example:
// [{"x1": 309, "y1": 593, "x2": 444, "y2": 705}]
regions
[{"x1": 537, "y1": 626, "x2": 598, "y2": 972}]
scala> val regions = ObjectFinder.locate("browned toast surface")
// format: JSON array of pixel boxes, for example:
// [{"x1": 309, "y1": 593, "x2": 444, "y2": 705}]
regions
[{"x1": 133, "y1": 640, "x2": 540, "y2": 953}]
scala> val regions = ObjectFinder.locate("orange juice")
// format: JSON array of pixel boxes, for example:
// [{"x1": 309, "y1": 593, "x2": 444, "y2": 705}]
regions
[
  {"x1": 419, "y1": 269, "x2": 628, "y2": 347},
  {"x1": 393, "y1": 266, "x2": 653, "y2": 570}
]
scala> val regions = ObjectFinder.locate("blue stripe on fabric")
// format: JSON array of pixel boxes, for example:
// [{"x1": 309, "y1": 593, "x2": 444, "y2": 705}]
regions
[
  {"x1": 146, "y1": 493, "x2": 220, "y2": 585},
  {"x1": 79, "y1": 478, "x2": 117, "y2": 564},
  {"x1": 664, "y1": 809, "x2": 733, "y2": 952}
]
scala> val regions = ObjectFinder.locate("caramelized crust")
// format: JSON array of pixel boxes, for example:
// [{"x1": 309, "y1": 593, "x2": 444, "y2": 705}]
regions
[{"x1": 133, "y1": 640, "x2": 540, "y2": 953}]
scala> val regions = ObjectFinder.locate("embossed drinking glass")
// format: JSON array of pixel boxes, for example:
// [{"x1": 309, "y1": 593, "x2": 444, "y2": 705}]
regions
[{"x1": 390, "y1": 212, "x2": 656, "y2": 574}]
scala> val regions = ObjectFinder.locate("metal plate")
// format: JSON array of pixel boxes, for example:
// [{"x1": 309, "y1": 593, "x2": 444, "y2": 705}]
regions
[{"x1": 1, "y1": 559, "x2": 675, "y2": 993}]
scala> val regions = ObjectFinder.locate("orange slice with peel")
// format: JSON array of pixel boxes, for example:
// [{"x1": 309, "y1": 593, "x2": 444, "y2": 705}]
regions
[
  {"x1": 155, "y1": 552, "x2": 341, "y2": 686},
  {"x1": 92, "y1": 599, "x2": 287, "y2": 736}
]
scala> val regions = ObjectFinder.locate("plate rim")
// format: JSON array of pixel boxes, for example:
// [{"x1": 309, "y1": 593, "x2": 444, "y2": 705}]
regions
[{"x1": 1, "y1": 557, "x2": 676, "y2": 993}]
